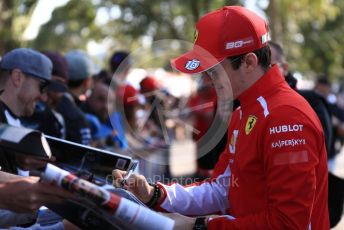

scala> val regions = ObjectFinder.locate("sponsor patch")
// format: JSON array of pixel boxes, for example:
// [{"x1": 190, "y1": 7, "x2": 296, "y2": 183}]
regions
[
  {"x1": 245, "y1": 115, "x2": 257, "y2": 135},
  {"x1": 273, "y1": 151, "x2": 309, "y2": 166},
  {"x1": 185, "y1": 59, "x2": 200, "y2": 71},
  {"x1": 271, "y1": 139, "x2": 306, "y2": 149},
  {"x1": 269, "y1": 124, "x2": 303, "y2": 135}
]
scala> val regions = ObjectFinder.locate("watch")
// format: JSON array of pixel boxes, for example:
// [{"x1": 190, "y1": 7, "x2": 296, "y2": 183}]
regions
[{"x1": 193, "y1": 217, "x2": 207, "y2": 230}]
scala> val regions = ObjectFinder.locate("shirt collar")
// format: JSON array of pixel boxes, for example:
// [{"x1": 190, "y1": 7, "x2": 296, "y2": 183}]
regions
[
  {"x1": 237, "y1": 64, "x2": 285, "y2": 110},
  {"x1": 4, "y1": 110, "x2": 21, "y2": 127},
  {"x1": 0, "y1": 100, "x2": 19, "y2": 119}
]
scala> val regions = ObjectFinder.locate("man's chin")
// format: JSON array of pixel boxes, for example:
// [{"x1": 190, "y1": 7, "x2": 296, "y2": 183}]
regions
[{"x1": 23, "y1": 107, "x2": 35, "y2": 117}]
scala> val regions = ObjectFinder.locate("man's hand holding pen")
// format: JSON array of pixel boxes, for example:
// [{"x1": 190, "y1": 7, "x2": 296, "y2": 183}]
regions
[{"x1": 112, "y1": 169, "x2": 156, "y2": 204}]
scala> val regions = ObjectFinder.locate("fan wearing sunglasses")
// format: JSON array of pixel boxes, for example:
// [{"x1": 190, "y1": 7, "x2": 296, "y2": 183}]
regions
[{"x1": 0, "y1": 48, "x2": 53, "y2": 173}]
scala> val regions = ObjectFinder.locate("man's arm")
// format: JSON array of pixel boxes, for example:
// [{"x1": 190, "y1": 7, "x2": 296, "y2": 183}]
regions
[
  {"x1": 156, "y1": 164, "x2": 230, "y2": 215},
  {"x1": 112, "y1": 150, "x2": 231, "y2": 216},
  {"x1": 0, "y1": 171, "x2": 21, "y2": 183},
  {"x1": 0, "y1": 174, "x2": 72, "y2": 213}
]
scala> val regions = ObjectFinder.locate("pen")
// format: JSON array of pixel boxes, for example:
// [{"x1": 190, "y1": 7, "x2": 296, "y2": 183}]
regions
[{"x1": 121, "y1": 161, "x2": 138, "y2": 187}]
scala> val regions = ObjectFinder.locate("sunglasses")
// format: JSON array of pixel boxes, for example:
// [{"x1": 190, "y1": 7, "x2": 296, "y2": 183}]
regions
[
  {"x1": 19, "y1": 70, "x2": 49, "y2": 94},
  {"x1": 38, "y1": 79, "x2": 49, "y2": 94}
]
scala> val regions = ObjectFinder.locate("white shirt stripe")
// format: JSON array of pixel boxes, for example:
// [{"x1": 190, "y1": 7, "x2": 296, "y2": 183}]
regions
[
  {"x1": 160, "y1": 166, "x2": 231, "y2": 215},
  {"x1": 257, "y1": 96, "x2": 270, "y2": 117}
]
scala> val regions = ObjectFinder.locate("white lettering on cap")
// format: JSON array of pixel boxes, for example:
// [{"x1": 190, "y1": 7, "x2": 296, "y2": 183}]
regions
[
  {"x1": 226, "y1": 38, "x2": 254, "y2": 50},
  {"x1": 185, "y1": 59, "x2": 200, "y2": 70}
]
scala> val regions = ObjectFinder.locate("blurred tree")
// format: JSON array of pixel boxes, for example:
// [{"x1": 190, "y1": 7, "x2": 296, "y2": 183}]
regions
[
  {"x1": 298, "y1": 0, "x2": 344, "y2": 79},
  {"x1": 96, "y1": 0, "x2": 243, "y2": 69},
  {"x1": 0, "y1": 0, "x2": 37, "y2": 54},
  {"x1": 265, "y1": 0, "x2": 342, "y2": 79},
  {"x1": 102, "y1": 0, "x2": 241, "y2": 42},
  {"x1": 13, "y1": 0, "x2": 344, "y2": 80},
  {"x1": 30, "y1": 0, "x2": 100, "y2": 52},
  {"x1": 27, "y1": 0, "x2": 243, "y2": 69}
]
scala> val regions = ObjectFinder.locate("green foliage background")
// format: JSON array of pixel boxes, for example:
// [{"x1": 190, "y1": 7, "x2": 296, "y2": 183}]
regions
[{"x1": 0, "y1": 0, "x2": 343, "y2": 80}]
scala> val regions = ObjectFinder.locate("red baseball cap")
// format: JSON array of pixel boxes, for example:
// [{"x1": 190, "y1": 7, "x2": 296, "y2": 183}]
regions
[
  {"x1": 171, "y1": 6, "x2": 269, "y2": 74},
  {"x1": 116, "y1": 84, "x2": 139, "y2": 105},
  {"x1": 140, "y1": 76, "x2": 159, "y2": 93}
]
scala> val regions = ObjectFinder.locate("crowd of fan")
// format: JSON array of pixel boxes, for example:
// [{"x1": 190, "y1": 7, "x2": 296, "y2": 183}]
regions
[{"x1": 0, "y1": 39, "x2": 344, "y2": 228}]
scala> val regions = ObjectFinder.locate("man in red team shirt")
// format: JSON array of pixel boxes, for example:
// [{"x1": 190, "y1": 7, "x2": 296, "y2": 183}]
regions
[{"x1": 113, "y1": 6, "x2": 330, "y2": 229}]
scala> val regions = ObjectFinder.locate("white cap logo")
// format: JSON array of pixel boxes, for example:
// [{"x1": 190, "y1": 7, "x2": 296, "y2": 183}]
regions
[{"x1": 185, "y1": 59, "x2": 200, "y2": 70}]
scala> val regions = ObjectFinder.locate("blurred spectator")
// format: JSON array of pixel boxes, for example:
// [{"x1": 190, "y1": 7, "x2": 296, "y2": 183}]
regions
[
  {"x1": 0, "y1": 48, "x2": 72, "y2": 228},
  {"x1": 109, "y1": 51, "x2": 131, "y2": 88},
  {"x1": 314, "y1": 76, "x2": 344, "y2": 227},
  {"x1": 0, "y1": 48, "x2": 52, "y2": 174},
  {"x1": 108, "y1": 50, "x2": 139, "y2": 149},
  {"x1": 93, "y1": 69, "x2": 111, "y2": 85},
  {"x1": 315, "y1": 77, "x2": 335, "y2": 104},
  {"x1": 116, "y1": 84, "x2": 140, "y2": 130},
  {"x1": 65, "y1": 50, "x2": 93, "y2": 106},
  {"x1": 187, "y1": 75, "x2": 224, "y2": 178},
  {"x1": 85, "y1": 81, "x2": 114, "y2": 123},
  {"x1": 140, "y1": 76, "x2": 159, "y2": 95},
  {"x1": 187, "y1": 76, "x2": 216, "y2": 142},
  {"x1": 269, "y1": 41, "x2": 297, "y2": 89},
  {"x1": 336, "y1": 79, "x2": 344, "y2": 109},
  {"x1": 139, "y1": 76, "x2": 166, "y2": 146},
  {"x1": 82, "y1": 81, "x2": 126, "y2": 148},
  {"x1": 55, "y1": 50, "x2": 92, "y2": 145},
  {"x1": 22, "y1": 51, "x2": 68, "y2": 138},
  {"x1": 314, "y1": 76, "x2": 344, "y2": 156}
]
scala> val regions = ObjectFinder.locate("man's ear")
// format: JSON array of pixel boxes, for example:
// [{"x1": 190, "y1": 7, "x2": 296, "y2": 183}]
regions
[
  {"x1": 242, "y1": 53, "x2": 258, "y2": 73},
  {"x1": 10, "y1": 69, "x2": 24, "y2": 88},
  {"x1": 282, "y1": 62, "x2": 289, "y2": 75},
  {"x1": 83, "y1": 77, "x2": 93, "y2": 90}
]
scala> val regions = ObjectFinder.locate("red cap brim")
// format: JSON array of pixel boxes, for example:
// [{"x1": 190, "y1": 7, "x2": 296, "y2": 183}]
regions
[{"x1": 171, "y1": 46, "x2": 224, "y2": 74}]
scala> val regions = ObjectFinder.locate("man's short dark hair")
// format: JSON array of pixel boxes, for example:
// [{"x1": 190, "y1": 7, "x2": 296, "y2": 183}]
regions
[
  {"x1": 0, "y1": 68, "x2": 9, "y2": 77},
  {"x1": 0, "y1": 68, "x2": 11, "y2": 87},
  {"x1": 228, "y1": 45, "x2": 271, "y2": 71},
  {"x1": 68, "y1": 79, "x2": 85, "y2": 89},
  {"x1": 93, "y1": 69, "x2": 112, "y2": 86},
  {"x1": 109, "y1": 51, "x2": 130, "y2": 73},
  {"x1": 317, "y1": 75, "x2": 331, "y2": 86}
]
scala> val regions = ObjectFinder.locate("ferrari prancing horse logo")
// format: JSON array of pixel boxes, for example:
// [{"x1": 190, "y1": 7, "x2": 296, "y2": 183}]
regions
[{"x1": 245, "y1": 115, "x2": 257, "y2": 135}]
